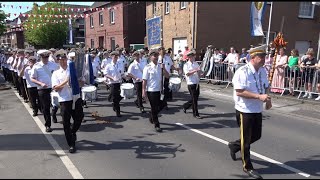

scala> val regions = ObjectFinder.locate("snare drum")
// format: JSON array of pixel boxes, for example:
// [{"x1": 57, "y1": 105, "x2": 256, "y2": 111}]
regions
[
  {"x1": 50, "y1": 91, "x2": 60, "y2": 107},
  {"x1": 120, "y1": 83, "x2": 135, "y2": 99},
  {"x1": 169, "y1": 77, "x2": 181, "y2": 92},
  {"x1": 95, "y1": 77, "x2": 106, "y2": 84},
  {"x1": 82, "y1": 85, "x2": 97, "y2": 102}
]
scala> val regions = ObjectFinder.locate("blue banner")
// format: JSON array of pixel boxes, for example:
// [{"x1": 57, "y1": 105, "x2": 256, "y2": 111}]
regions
[{"x1": 146, "y1": 16, "x2": 161, "y2": 49}]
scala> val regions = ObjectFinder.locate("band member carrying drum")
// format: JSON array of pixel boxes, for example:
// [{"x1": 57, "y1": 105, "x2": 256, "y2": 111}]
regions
[
  {"x1": 127, "y1": 51, "x2": 146, "y2": 113},
  {"x1": 182, "y1": 49, "x2": 203, "y2": 119},
  {"x1": 104, "y1": 51, "x2": 123, "y2": 117}
]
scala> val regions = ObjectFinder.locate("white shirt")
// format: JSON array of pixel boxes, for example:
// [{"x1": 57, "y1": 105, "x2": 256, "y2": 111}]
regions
[
  {"x1": 159, "y1": 54, "x2": 173, "y2": 74},
  {"x1": 22, "y1": 58, "x2": 29, "y2": 79},
  {"x1": 104, "y1": 61, "x2": 122, "y2": 84},
  {"x1": 224, "y1": 53, "x2": 239, "y2": 64},
  {"x1": 213, "y1": 53, "x2": 223, "y2": 63},
  {"x1": 140, "y1": 57, "x2": 148, "y2": 69},
  {"x1": 142, "y1": 62, "x2": 162, "y2": 92},
  {"x1": 128, "y1": 60, "x2": 143, "y2": 83},
  {"x1": 7, "y1": 56, "x2": 14, "y2": 70},
  {"x1": 24, "y1": 66, "x2": 37, "y2": 88},
  {"x1": 92, "y1": 59, "x2": 100, "y2": 77},
  {"x1": 232, "y1": 63, "x2": 269, "y2": 113},
  {"x1": 48, "y1": 54, "x2": 55, "y2": 63},
  {"x1": 12, "y1": 56, "x2": 19, "y2": 73},
  {"x1": 51, "y1": 67, "x2": 73, "y2": 102},
  {"x1": 31, "y1": 61, "x2": 59, "y2": 89},
  {"x1": 101, "y1": 58, "x2": 112, "y2": 69},
  {"x1": 183, "y1": 60, "x2": 200, "y2": 85},
  {"x1": 117, "y1": 55, "x2": 127, "y2": 74}
]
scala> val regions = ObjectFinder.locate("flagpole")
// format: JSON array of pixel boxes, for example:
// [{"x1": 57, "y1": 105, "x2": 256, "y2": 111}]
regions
[{"x1": 266, "y1": 2, "x2": 273, "y2": 50}]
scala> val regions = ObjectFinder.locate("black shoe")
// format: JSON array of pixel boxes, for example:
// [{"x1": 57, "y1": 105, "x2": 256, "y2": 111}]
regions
[
  {"x1": 45, "y1": 127, "x2": 52, "y2": 132},
  {"x1": 182, "y1": 107, "x2": 186, "y2": 114},
  {"x1": 244, "y1": 169, "x2": 263, "y2": 179},
  {"x1": 116, "y1": 111, "x2": 122, "y2": 117},
  {"x1": 149, "y1": 116, "x2": 154, "y2": 124},
  {"x1": 155, "y1": 126, "x2": 162, "y2": 133},
  {"x1": 194, "y1": 115, "x2": 202, "y2": 119},
  {"x1": 134, "y1": 100, "x2": 139, "y2": 108},
  {"x1": 24, "y1": 99, "x2": 29, "y2": 103},
  {"x1": 32, "y1": 112, "x2": 38, "y2": 117},
  {"x1": 228, "y1": 143, "x2": 237, "y2": 161},
  {"x1": 69, "y1": 146, "x2": 76, "y2": 153},
  {"x1": 140, "y1": 108, "x2": 146, "y2": 113},
  {"x1": 52, "y1": 116, "x2": 58, "y2": 123},
  {"x1": 83, "y1": 104, "x2": 88, "y2": 108},
  {"x1": 113, "y1": 106, "x2": 116, "y2": 112}
]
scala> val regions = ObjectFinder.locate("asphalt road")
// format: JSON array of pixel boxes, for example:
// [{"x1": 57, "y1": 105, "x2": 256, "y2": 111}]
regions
[{"x1": 0, "y1": 79, "x2": 319, "y2": 179}]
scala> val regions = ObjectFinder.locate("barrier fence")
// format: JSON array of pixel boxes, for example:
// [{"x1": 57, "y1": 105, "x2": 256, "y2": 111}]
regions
[{"x1": 198, "y1": 62, "x2": 320, "y2": 100}]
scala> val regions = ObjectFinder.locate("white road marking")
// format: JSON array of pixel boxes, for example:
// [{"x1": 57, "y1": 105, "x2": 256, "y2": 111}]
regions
[
  {"x1": 175, "y1": 122, "x2": 311, "y2": 178},
  {"x1": 13, "y1": 91, "x2": 84, "y2": 179}
]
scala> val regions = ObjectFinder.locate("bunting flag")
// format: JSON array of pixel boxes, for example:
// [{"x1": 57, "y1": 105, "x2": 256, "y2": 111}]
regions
[
  {"x1": 1, "y1": 4, "x2": 118, "y2": 12},
  {"x1": 250, "y1": 2, "x2": 266, "y2": 36}
]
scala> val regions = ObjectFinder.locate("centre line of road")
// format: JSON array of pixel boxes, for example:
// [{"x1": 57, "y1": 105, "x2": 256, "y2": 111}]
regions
[
  {"x1": 13, "y1": 91, "x2": 84, "y2": 179},
  {"x1": 175, "y1": 122, "x2": 311, "y2": 178}
]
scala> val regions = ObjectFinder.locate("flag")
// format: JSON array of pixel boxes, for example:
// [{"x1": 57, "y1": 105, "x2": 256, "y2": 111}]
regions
[{"x1": 250, "y1": 2, "x2": 266, "y2": 36}]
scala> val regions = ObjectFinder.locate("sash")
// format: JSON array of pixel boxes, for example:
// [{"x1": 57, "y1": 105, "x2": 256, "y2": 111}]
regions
[{"x1": 68, "y1": 60, "x2": 81, "y2": 109}]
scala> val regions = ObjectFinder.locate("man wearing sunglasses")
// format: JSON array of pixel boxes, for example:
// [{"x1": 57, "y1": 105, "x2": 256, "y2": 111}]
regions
[{"x1": 52, "y1": 50, "x2": 83, "y2": 153}]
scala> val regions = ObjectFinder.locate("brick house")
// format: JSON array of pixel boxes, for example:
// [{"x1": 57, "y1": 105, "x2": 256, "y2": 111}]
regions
[
  {"x1": 85, "y1": 2, "x2": 146, "y2": 50},
  {"x1": 146, "y1": 2, "x2": 320, "y2": 57}
]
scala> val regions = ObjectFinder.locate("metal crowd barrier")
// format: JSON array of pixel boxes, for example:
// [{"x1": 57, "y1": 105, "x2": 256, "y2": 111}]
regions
[{"x1": 201, "y1": 62, "x2": 320, "y2": 100}]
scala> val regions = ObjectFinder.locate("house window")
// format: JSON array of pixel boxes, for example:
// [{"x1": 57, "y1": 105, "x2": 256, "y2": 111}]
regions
[
  {"x1": 153, "y1": 2, "x2": 157, "y2": 15},
  {"x1": 180, "y1": 2, "x2": 187, "y2": 9},
  {"x1": 91, "y1": 39, "x2": 94, "y2": 48},
  {"x1": 298, "y1": 2, "x2": 315, "y2": 19},
  {"x1": 109, "y1": 9, "x2": 115, "y2": 24},
  {"x1": 262, "y1": 31, "x2": 277, "y2": 45},
  {"x1": 165, "y1": 2, "x2": 170, "y2": 14},
  {"x1": 99, "y1": 12, "x2": 103, "y2": 26},
  {"x1": 90, "y1": 15, "x2": 93, "y2": 28},
  {"x1": 110, "y1": 37, "x2": 115, "y2": 50}
]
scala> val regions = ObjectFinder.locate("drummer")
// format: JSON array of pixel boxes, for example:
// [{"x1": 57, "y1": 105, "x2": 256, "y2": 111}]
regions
[
  {"x1": 182, "y1": 49, "x2": 203, "y2": 119},
  {"x1": 104, "y1": 50, "x2": 123, "y2": 117},
  {"x1": 127, "y1": 51, "x2": 146, "y2": 113}
]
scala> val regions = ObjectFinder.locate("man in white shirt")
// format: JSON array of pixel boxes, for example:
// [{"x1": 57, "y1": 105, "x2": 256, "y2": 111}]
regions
[
  {"x1": 127, "y1": 51, "x2": 145, "y2": 113},
  {"x1": 228, "y1": 44, "x2": 272, "y2": 179},
  {"x1": 31, "y1": 50, "x2": 59, "y2": 132},
  {"x1": 19, "y1": 49, "x2": 34, "y2": 103},
  {"x1": 142, "y1": 49, "x2": 170, "y2": 133},
  {"x1": 100, "y1": 51, "x2": 112, "y2": 70},
  {"x1": 52, "y1": 49, "x2": 83, "y2": 153},
  {"x1": 224, "y1": 46, "x2": 240, "y2": 76},
  {"x1": 48, "y1": 48, "x2": 57, "y2": 63},
  {"x1": 6, "y1": 50, "x2": 16, "y2": 86},
  {"x1": 16, "y1": 49, "x2": 28, "y2": 101},
  {"x1": 104, "y1": 51, "x2": 123, "y2": 117},
  {"x1": 182, "y1": 50, "x2": 203, "y2": 119},
  {"x1": 24, "y1": 56, "x2": 40, "y2": 116}
]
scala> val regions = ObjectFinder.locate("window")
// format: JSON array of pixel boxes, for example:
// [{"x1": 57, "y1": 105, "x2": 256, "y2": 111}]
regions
[
  {"x1": 180, "y1": 2, "x2": 187, "y2": 9},
  {"x1": 262, "y1": 31, "x2": 277, "y2": 44},
  {"x1": 99, "y1": 36, "x2": 104, "y2": 48},
  {"x1": 110, "y1": 37, "x2": 115, "y2": 50},
  {"x1": 153, "y1": 2, "x2": 157, "y2": 15},
  {"x1": 298, "y1": 2, "x2": 315, "y2": 19},
  {"x1": 109, "y1": 9, "x2": 115, "y2": 24},
  {"x1": 90, "y1": 15, "x2": 93, "y2": 28},
  {"x1": 165, "y1": 2, "x2": 170, "y2": 14},
  {"x1": 295, "y1": 41, "x2": 311, "y2": 57},
  {"x1": 99, "y1": 12, "x2": 103, "y2": 26},
  {"x1": 266, "y1": 2, "x2": 272, "y2": 5},
  {"x1": 91, "y1": 39, "x2": 94, "y2": 48}
]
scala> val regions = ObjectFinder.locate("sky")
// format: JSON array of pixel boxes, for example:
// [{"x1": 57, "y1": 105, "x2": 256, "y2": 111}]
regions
[{"x1": 0, "y1": 2, "x2": 94, "y2": 20}]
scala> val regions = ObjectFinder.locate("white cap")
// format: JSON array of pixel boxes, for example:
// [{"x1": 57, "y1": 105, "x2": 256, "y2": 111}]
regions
[
  {"x1": 37, "y1": 49, "x2": 50, "y2": 56},
  {"x1": 68, "y1": 52, "x2": 75, "y2": 58},
  {"x1": 247, "y1": 44, "x2": 267, "y2": 56}
]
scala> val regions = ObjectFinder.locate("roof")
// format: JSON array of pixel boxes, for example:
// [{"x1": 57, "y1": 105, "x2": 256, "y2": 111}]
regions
[{"x1": 91, "y1": 2, "x2": 110, "y2": 9}]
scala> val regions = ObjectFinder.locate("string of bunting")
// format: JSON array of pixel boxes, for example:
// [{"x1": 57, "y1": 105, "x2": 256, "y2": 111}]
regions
[{"x1": 5, "y1": 13, "x2": 91, "y2": 19}]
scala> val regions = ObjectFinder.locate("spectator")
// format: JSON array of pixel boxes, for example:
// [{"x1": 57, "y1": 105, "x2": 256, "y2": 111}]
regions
[
  {"x1": 287, "y1": 49, "x2": 300, "y2": 96},
  {"x1": 213, "y1": 48, "x2": 223, "y2": 85},
  {"x1": 271, "y1": 47, "x2": 288, "y2": 94},
  {"x1": 224, "y1": 46, "x2": 240, "y2": 77},
  {"x1": 199, "y1": 49, "x2": 206, "y2": 61},
  {"x1": 315, "y1": 60, "x2": 320, "y2": 100},
  {"x1": 239, "y1": 48, "x2": 248, "y2": 63},
  {"x1": 301, "y1": 49, "x2": 317, "y2": 99}
]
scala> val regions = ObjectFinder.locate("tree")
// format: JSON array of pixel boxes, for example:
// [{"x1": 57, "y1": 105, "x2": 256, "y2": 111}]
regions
[
  {"x1": 24, "y1": 2, "x2": 69, "y2": 49},
  {"x1": 0, "y1": 10, "x2": 7, "y2": 37}
]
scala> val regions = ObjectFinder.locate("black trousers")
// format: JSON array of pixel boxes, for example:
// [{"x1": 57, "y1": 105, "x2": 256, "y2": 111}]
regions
[
  {"x1": 163, "y1": 77, "x2": 172, "y2": 103},
  {"x1": 134, "y1": 82, "x2": 143, "y2": 108},
  {"x1": 183, "y1": 84, "x2": 200, "y2": 116},
  {"x1": 18, "y1": 77, "x2": 28, "y2": 100},
  {"x1": 2, "y1": 67, "x2": 8, "y2": 81},
  {"x1": 28, "y1": 87, "x2": 40, "y2": 114},
  {"x1": 229, "y1": 110, "x2": 262, "y2": 171},
  {"x1": 13, "y1": 72, "x2": 20, "y2": 94},
  {"x1": 110, "y1": 83, "x2": 121, "y2": 112},
  {"x1": 60, "y1": 99, "x2": 84, "y2": 147},
  {"x1": 147, "y1": 91, "x2": 165, "y2": 127},
  {"x1": 38, "y1": 88, "x2": 52, "y2": 127}
]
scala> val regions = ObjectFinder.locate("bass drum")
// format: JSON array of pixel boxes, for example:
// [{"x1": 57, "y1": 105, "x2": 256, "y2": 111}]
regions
[
  {"x1": 169, "y1": 77, "x2": 182, "y2": 92},
  {"x1": 82, "y1": 85, "x2": 97, "y2": 102}
]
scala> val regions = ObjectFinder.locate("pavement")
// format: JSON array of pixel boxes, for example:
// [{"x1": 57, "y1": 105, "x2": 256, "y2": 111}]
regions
[{"x1": 0, "y1": 71, "x2": 320, "y2": 179}]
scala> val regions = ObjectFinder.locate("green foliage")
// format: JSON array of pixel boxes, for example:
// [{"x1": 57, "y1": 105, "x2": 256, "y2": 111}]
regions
[
  {"x1": 0, "y1": 10, "x2": 7, "y2": 36},
  {"x1": 24, "y1": 2, "x2": 69, "y2": 49}
]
